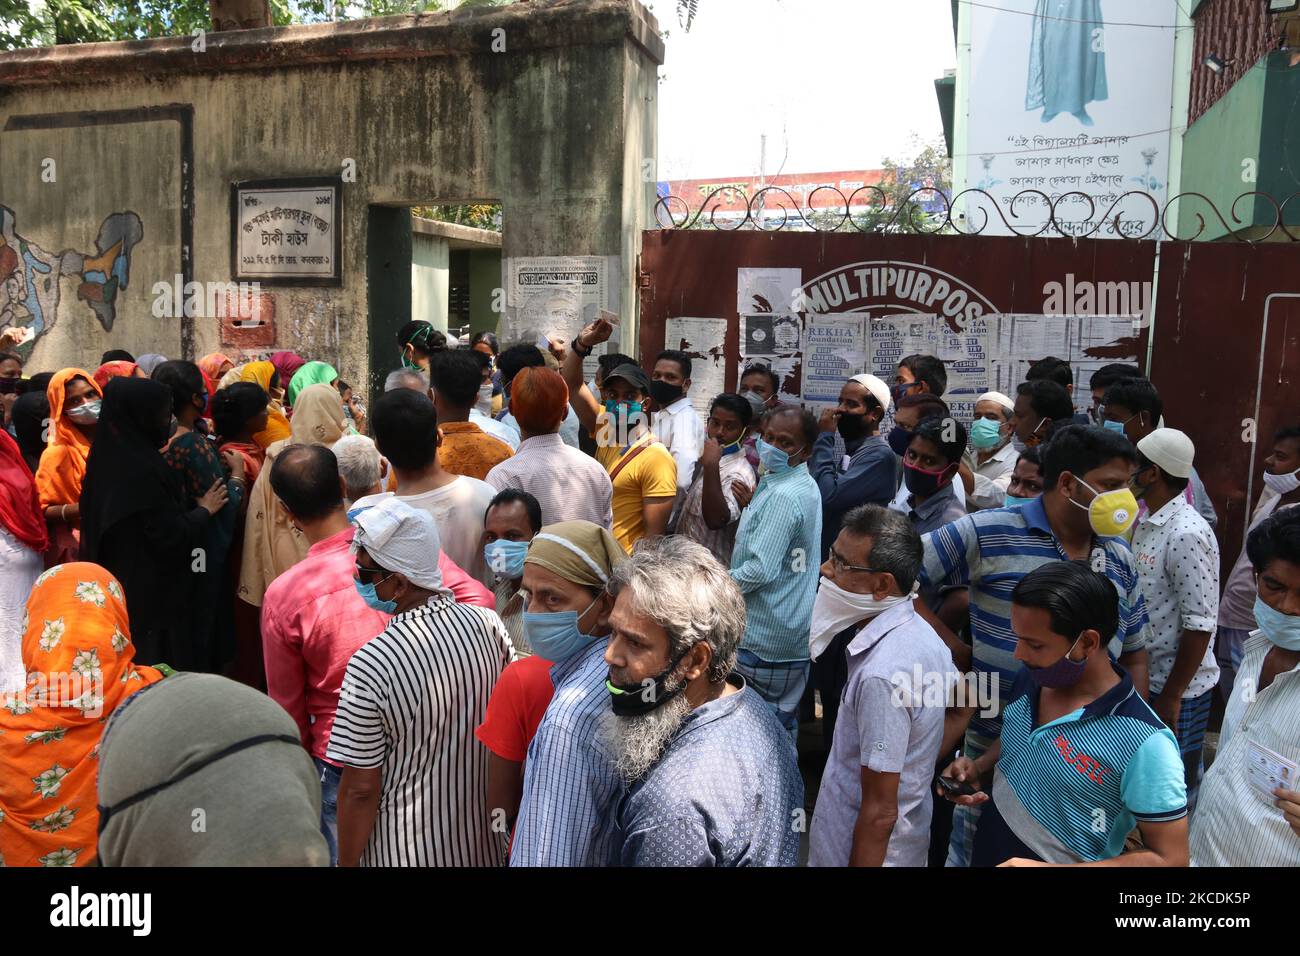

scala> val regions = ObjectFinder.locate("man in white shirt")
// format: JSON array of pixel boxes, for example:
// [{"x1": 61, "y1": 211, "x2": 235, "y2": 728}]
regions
[
  {"x1": 1191, "y1": 507, "x2": 1300, "y2": 866},
  {"x1": 648, "y1": 349, "x2": 705, "y2": 493},
  {"x1": 958, "y1": 391, "x2": 1020, "y2": 512},
  {"x1": 1130, "y1": 429, "x2": 1220, "y2": 811},
  {"x1": 370, "y1": 387, "x2": 496, "y2": 587}
]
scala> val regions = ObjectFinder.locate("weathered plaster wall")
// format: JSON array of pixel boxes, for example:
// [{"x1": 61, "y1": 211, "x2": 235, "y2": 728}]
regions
[
  {"x1": 0, "y1": 0, "x2": 662, "y2": 390},
  {"x1": 412, "y1": 231, "x2": 450, "y2": 333}
]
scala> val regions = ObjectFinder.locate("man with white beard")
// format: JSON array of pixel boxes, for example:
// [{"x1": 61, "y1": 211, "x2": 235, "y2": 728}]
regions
[{"x1": 601, "y1": 536, "x2": 803, "y2": 866}]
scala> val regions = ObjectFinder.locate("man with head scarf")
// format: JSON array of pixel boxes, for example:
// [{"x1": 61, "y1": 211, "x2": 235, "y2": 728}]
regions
[
  {"x1": 326, "y1": 496, "x2": 513, "y2": 867},
  {"x1": 484, "y1": 366, "x2": 612, "y2": 528},
  {"x1": 2, "y1": 562, "x2": 166, "y2": 867},
  {"x1": 507, "y1": 521, "x2": 630, "y2": 866},
  {"x1": 97, "y1": 672, "x2": 328, "y2": 866},
  {"x1": 602, "y1": 536, "x2": 803, "y2": 866}
]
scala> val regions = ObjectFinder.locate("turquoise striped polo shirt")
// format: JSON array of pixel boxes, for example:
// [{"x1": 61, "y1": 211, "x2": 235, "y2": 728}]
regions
[
  {"x1": 919, "y1": 496, "x2": 1151, "y2": 741},
  {"x1": 972, "y1": 664, "x2": 1187, "y2": 864}
]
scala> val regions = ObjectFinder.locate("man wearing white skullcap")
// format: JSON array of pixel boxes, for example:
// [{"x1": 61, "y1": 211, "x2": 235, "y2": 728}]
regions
[
  {"x1": 327, "y1": 494, "x2": 514, "y2": 867},
  {"x1": 1130, "y1": 428, "x2": 1220, "y2": 811},
  {"x1": 808, "y1": 371, "x2": 900, "y2": 752},
  {"x1": 959, "y1": 390, "x2": 1021, "y2": 511}
]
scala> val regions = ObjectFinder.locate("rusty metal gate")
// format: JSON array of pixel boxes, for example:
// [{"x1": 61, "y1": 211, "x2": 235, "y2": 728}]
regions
[{"x1": 637, "y1": 194, "x2": 1300, "y2": 569}]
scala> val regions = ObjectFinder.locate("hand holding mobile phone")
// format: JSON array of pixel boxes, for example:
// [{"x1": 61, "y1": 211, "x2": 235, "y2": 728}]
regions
[{"x1": 936, "y1": 774, "x2": 978, "y2": 797}]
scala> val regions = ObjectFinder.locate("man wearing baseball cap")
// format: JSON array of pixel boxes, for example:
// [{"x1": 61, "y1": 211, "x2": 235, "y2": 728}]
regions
[
  {"x1": 1130, "y1": 427, "x2": 1220, "y2": 811},
  {"x1": 562, "y1": 316, "x2": 677, "y2": 552},
  {"x1": 808, "y1": 372, "x2": 899, "y2": 749}
]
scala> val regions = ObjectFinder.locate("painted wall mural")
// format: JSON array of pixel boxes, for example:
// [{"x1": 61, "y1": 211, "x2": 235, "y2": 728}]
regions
[{"x1": 0, "y1": 205, "x2": 144, "y2": 350}]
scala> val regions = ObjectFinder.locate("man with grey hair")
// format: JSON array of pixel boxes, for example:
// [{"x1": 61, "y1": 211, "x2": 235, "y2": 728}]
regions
[
  {"x1": 331, "y1": 434, "x2": 386, "y2": 506},
  {"x1": 806, "y1": 504, "x2": 957, "y2": 867},
  {"x1": 385, "y1": 367, "x2": 430, "y2": 394},
  {"x1": 602, "y1": 536, "x2": 803, "y2": 866}
]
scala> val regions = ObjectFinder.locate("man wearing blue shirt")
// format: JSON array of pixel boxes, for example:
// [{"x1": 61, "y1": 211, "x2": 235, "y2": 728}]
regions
[
  {"x1": 730, "y1": 406, "x2": 823, "y2": 739},
  {"x1": 940, "y1": 561, "x2": 1188, "y2": 866}
]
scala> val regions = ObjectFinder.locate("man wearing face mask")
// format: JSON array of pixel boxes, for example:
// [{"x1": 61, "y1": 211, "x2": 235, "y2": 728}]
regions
[
  {"x1": 647, "y1": 349, "x2": 705, "y2": 493},
  {"x1": 739, "y1": 363, "x2": 781, "y2": 468},
  {"x1": 958, "y1": 391, "x2": 1019, "y2": 512},
  {"x1": 901, "y1": 416, "x2": 968, "y2": 537},
  {"x1": 811, "y1": 374, "x2": 896, "y2": 563},
  {"x1": 328, "y1": 496, "x2": 513, "y2": 867},
  {"x1": 603, "y1": 536, "x2": 802, "y2": 866},
  {"x1": 940, "y1": 561, "x2": 1188, "y2": 867},
  {"x1": 916, "y1": 424, "x2": 1153, "y2": 867},
  {"x1": 1215, "y1": 425, "x2": 1300, "y2": 704},
  {"x1": 807, "y1": 505, "x2": 954, "y2": 866},
  {"x1": 886, "y1": 393, "x2": 967, "y2": 515},
  {"x1": 481, "y1": 488, "x2": 541, "y2": 654},
  {"x1": 667, "y1": 392, "x2": 756, "y2": 566},
  {"x1": 1129, "y1": 430, "x2": 1220, "y2": 811},
  {"x1": 564, "y1": 317, "x2": 677, "y2": 552},
  {"x1": 1191, "y1": 507, "x2": 1300, "y2": 866},
  {"x1": 508, "y1": 521, "x2": 629, "y2": 866},
  {"x1": 1010, "y1": 380, "x2": 1074, "y2": 456},
  {"x1": 729, "y1": 406, "x2": 823, "y2": 739},
  {"x1": 1100, "y1": 377, "x2": 1217, "y2": 530}
]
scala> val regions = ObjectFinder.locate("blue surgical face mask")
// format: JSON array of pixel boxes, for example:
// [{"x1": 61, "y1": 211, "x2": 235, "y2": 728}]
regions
[
  {"x1": 1252, "y1": 596, "x2": 1300, "y2": 651},
  {"x1": 970, "y1": 417, "x2": 1003, "y2": 450},
  {"x1": 1102, "y1": 419, "x2": 1126, "y2": 435},
  {"x1": 354, "y1": 575, "x2": 398, "y2": 614},
  {"x1": 1004, "y1": 494, "x2": 1037, "y2": 508},
  {"x1": 484, "y1": 539, "x2": 529, "y2": 580},
  {"x1": 757, "y1": 437, "x2": 801, "y2": 474},
  {"x1": 522, "y1": 592, "x2": 603, "y2": 662}
]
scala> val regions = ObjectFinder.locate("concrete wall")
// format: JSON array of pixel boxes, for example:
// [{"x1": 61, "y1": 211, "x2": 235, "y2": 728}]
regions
[
  {"x1": 412, "y1": 231, "x2": 450, "y2": 333},
  {"x1": 0, "y1": 0, "x2": 663, "y2": 393}
]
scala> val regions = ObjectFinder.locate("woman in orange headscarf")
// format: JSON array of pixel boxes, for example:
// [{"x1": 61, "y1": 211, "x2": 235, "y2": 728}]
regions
[
  {"x1": 0, "y1": 562, "x2": 166, "y2": 867},
  {"x1": 35, "y1": 370, "x2": 103, "y2": 565},
  {"x1": 197, "y1": 353, "x2": 233, "y2": 415},
  {"x1": 239, "y1": 361, "x2": 291, "y2": 449}
]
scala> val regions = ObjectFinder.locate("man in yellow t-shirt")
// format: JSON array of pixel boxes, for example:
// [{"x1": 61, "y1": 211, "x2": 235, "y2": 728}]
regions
[{"x1": 562, "y1": 319, "x2": 676, "y2": 553}]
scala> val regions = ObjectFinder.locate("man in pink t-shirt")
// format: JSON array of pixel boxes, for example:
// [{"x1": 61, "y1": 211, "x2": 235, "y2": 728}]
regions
[{"x1": 262, "y1": 443, "x2": 494, "y2": 864}]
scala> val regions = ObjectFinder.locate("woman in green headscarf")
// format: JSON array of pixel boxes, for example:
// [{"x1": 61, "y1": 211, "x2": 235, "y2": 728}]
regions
[
  {"x1": 286, "y1": 361, "x2": 338, "y2": 408},
  {"x1": 96, "y1": 672, "x2": 330, "y2": 866}
]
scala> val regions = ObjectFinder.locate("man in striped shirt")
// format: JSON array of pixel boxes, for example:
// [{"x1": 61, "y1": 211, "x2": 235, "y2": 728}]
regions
[
  {"x1": 1192, "y1": 507, "x2": 1300, "y2": 866},
  {"x1": 729, "y1": 406, "x2": 824, "y2": 739},
  {"x1": 327, "y1": 497, "x2": 513, "y2": 867},
  {"x1": 918, "y1": 424, "x2": 1152, "y2": 866}
]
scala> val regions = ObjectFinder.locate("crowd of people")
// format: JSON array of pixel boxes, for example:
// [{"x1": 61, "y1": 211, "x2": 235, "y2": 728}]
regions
[{"x1": 0, "y1": 315, "x2": 1297, "y2": 868}]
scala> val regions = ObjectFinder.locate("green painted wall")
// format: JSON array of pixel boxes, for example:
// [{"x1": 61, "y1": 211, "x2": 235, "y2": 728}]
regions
[
  {"x1": 1178, "y1": 59, "x2": 1266, "y2": 239},
  {"x1": 467, "y1": 250, "x2": 501, "y2": 338}
]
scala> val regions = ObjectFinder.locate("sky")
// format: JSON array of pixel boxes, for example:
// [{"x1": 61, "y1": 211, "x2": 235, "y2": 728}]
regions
[{"x1": 653, "y1": 0, "x2": 958, "y2": 182}]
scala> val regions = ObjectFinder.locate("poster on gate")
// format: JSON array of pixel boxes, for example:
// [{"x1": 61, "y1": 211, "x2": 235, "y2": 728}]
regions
[
  {"x1": 869, "y1": 314, "x2": 991, "y2": 428},
  {"x1": 802, "y1": 316, "x2": 867, "y2": 415}
]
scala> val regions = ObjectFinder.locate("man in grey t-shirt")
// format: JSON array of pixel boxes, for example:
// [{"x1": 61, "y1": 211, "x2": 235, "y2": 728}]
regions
[{"x1": 809, "y1": 505, "x2": 958, "y2": 867}]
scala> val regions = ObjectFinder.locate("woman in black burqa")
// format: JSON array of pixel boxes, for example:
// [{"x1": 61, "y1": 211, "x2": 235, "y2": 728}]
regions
[{"x1": 79, "y1": 377, "x2": 228, "y2": 670}]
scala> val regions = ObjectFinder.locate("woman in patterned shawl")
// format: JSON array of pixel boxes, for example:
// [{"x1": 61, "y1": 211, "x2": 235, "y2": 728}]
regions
[{"x1": 0, "y1": 562, "x2": 166, "y2": 867}]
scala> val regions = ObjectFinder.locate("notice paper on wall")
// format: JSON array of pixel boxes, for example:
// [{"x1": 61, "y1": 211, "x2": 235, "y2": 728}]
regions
[
  {"x1": 869, "y1": 313, "x2": 992, "y2": 427},
  {"x1": 665, "y1": 317, "x2": 728, "y2": 421},
  {"x1": 737, "y1": 267, "x2": 802, "y2": 316},
  {"x1": 503, "y1": 255, "x2": 618, "y2": 381},
  {"x1": 802, "y1": 316, "x2": 867, "y2": 416}
]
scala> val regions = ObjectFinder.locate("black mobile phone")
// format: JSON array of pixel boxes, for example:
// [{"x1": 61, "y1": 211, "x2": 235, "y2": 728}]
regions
[{"x1": 936, "y1": 774, "x2": 977, "y2": 797}]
